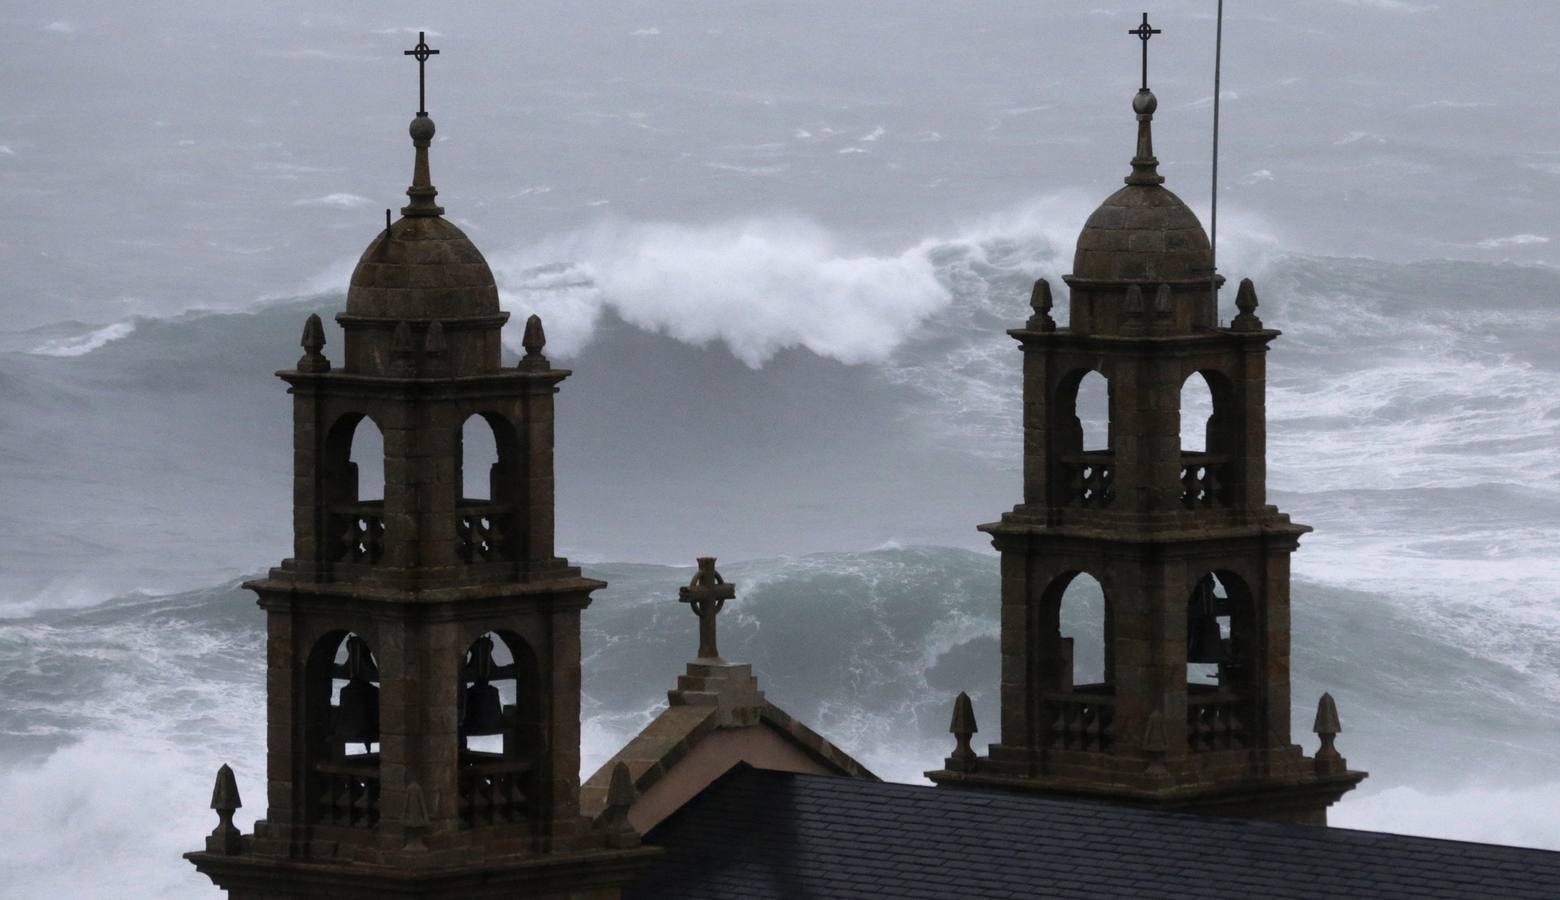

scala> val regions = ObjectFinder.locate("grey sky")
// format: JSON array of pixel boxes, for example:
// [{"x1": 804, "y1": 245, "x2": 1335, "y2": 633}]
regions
[{"x1": 2, "y1": 1, "x2": 1556, "y2": 330}]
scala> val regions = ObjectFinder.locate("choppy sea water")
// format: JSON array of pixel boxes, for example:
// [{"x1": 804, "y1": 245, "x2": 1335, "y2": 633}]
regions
[{"x1": 1, "y1": 240, "x2": 1558, "y2": 897}]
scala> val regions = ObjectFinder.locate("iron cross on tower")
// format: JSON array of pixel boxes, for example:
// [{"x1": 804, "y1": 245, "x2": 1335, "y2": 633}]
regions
[
  {"x1": 403, "y1": 31, "x2": 440, "y2": 116},
  {"x1": 1128, "y1": 12, "x2": 1162, "y2": 91}
]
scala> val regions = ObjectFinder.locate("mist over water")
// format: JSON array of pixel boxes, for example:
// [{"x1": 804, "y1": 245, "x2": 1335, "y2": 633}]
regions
[{"x1": 4, "y1": 2, "x2": 1560, "y2": 897}]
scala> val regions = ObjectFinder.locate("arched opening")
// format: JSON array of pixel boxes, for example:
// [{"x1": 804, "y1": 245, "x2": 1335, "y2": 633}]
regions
[
  {"x1": 456, "y1": 413, "x2": 520, "y2": 563},
  {"x1": 1180, "y1": 372, "x2": 1215, "y2": 454},
  {"x1": 1038, "y1": 571, "x2": 1115, "y2": 752},
  {"x1": 457, "y1": 630, "x2": 543, "y2": 828},
  {"x1": 1178, "y1": 370, "x2": 1239, "y2": 509},
  {"x1": 1053, "y1": 370, "x2": 1114, "y2": 508},
  {"x1": 1074, "y1": 371, "x2": 1110, "y2": 452},
  {"x1": 305, "y1": 631, "x2": 382, "y2": 828},
  {"x1": 461, "y1": 415, "x2": 500, "y2": 502},
  {"x1": 1184, "y1": 571, "x2": 1255, "y2": 752},
  {"x1": 1057, "y1": 573, "x2": 1109, "y2": 690},
  {"x1": 324, "y1": 414, "x2": 386, "y2": 563}
]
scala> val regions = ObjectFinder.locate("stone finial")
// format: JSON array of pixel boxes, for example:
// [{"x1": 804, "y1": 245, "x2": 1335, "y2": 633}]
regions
[
  {"x1": 1313, "y1": 692, "x2": 1347, "y2": 776},
  {"x1": 391, "y1": 320, "x2": 416, "y2": 375},
  {"x1": 946, "y1": 691, "x2": 978, "y2": 772},
  {"x1": 1122, "y1": 284, "x2": 1146, "y2": 335},
  {"x1": 1232, "y1": 278, "x2": 1264, "y2": 331},
  {"x1": 519, "y1": 314, "x2": 549, "y2": 370},
  {"x1": 424, "y1": 319, "x2": 446, "y2": 355},
  {"x1": 392, "y1": 320, "x2": 414, "y2": 354},
  {"x1": 1027, "y1": 278, "x2": 1057, "y2": 332},
  {"x1": 596, "y1": 762, "x2": 640, "y2": 849},
  {"x1": 1142, "y1": 710, "x2": 1168, "y2": 774},
  {"x1": 1126, "y1": 88, "x2": 1165, "y2": 187},
  {"x1": 206, "y1": 763, "x2": 242, "y2": 855},
  {"x1": 679, "y1": 557, "x2": 736, "y2": 661},
  {"x1": 402, "y1": 779, "x2": 430, "y2": 851},
  {"x1": 1153, "y1": 283, "x2": 1172, "y2": 316},
  {"x1": 297, "y1": 313, "x2": 330, "y2": 373},
  {"x1": 1124, "y1": 284, "x2": 1144, "y2": 314}
]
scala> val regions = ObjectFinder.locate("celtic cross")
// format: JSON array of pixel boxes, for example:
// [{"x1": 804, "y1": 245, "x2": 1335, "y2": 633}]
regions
[
  {"x1": 679, "y1": 557, "x2": 736, "y2": 661},
  {"x1": 1128, "y1": 13, "x2": 1162, "y2": 91},
  {"x1": 403, "y1": 31, "x2": 440, "y2": 116}
]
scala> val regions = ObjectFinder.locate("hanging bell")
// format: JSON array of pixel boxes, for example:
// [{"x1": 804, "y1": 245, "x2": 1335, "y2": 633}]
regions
[
  {"x1": 461, "y1": 680, "x2": 505, "y2": 737},
  {"x1": 1186, "y1": 577, "x2": 1230, "y2": 665},
  {"x1": 334, "y1": 677, "x2": 380, "y2": 745},
  {"x1": 1187, "y1": 612, "x2": 1229, "y2": 664}
]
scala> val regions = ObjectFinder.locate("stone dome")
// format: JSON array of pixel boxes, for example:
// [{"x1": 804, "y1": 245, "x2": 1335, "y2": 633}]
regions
[
  {"x1": 1070, "y1": 183, "x2": 1212, "y2": 282},
  {"x1": 345, "y1": 215, "x2": 500, "y2": 320}
]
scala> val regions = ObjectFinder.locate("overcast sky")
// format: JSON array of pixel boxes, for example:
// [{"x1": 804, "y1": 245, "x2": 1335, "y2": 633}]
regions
[{"x1": 2, "y1": 1, "x2": 1556, "y2": 330}]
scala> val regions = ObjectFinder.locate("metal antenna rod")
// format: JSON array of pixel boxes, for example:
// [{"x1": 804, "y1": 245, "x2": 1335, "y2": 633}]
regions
[{"x1": 1210, "y1": 1, "x2": 1226, "y2": 317}]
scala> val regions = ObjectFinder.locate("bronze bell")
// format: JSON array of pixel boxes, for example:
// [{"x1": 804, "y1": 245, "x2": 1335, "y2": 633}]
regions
[
  {"x1": 334, "y1": 677, "x2": 380, "y2": 746},
  {"x1": 460, "y1": 634, "x2": 506, "y2": 737},
  {"x1": 1187, "y1": 612, "x2": 1229, "y2": 664},
  {"x1": 461, "y1": 680, "x2": 505, "y2": 737},
  {"x1": 1186, "y1": 577, "x2": 1230, "y2": 665}
]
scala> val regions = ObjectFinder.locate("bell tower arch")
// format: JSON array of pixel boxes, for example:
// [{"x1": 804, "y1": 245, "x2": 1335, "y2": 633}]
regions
[
  {"x1": 187, "y1": 36, "x2": 658, "y2": 898},
  {"x1": 928, "y1": 33, "x2": 1365, "y2": 825}
]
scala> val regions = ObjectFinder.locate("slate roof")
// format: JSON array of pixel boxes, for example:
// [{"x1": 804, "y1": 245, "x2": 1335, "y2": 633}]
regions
[{"x1": 628, "y1": 765, "x2": 1560, "y2": 900}]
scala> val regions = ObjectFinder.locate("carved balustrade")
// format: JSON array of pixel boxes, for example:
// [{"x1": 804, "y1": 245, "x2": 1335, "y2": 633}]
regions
[
  {"x1": 1180, "y1": 453, "x2": 1234, "y2": 509},
  {"x1": 1060, "y1": 452, "x2": 1116, "y2": 509},
  {"x1": 457, "y1": 501, "x2": 513, "y2": 563},
  {"x1": 458, "y1": 756, "x2": 533, "y2": 828},
  {"x1": 1186, "y1": 690, "x2": 1249, "y2": 751},
  {"x1": 330, "y1": 502, "x2": 385, "y2": 563},
  {"x1": 312, "y1": 761, "x2": 381, "y2": 828},
  {"x1": 1042, "y1": 689, "x2": 1117, "y2": 752}
]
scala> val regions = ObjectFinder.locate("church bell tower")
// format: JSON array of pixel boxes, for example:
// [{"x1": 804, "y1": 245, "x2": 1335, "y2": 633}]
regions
[
  {"x1": 187, "y1": 35, "x2": 656, "y2": 897},
  {"x1": 928, "y1": 19, "x2": 1365, "y2": 824}
]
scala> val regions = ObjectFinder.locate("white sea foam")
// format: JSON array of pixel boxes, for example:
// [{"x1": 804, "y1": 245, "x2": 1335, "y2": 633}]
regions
[
  {"x1": 1477, "y1": 233, "x2": 1550, "y2": 249},
  {"x1": 1334, "y1": 782, "x2": 1560, "y2": 851},
  {"x1": 491, "y1": 217, "x2": 948, "y2": 367},
  {"x1": 292, "y1": 192, "x2": 373, "y2": 209},
  {"x1": 27, "y1": 321, "x2": 136, "y2": 357}
]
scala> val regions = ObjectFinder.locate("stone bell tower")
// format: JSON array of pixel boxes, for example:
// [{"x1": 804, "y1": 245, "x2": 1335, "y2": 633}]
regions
[
  {"x1": 928, "y1": 20, "x2": 1365, "y2": 824},
  {"x1": 187, "y1": 35, "x2": 656, "y2": 898}
]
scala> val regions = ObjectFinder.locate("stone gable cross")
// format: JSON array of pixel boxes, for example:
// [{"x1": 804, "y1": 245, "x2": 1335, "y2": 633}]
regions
[{"x1": 679, "y1": 557, "x2": 736, "y2": 661}]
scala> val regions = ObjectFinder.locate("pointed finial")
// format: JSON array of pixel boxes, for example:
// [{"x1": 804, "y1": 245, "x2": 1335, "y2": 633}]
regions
[
  {"x1": 596, "y1": 762, "x2": 641, "y2": 848},
  {"x1": 403, "y1": 779, "x2": 430, "y2": 830},
  {"x1": 1027, "y1": 278, "x2": 1057, "y2": 332},
  {"x1": 1142, "y1": 710, "x2": 1168, "y2": 773},
  {"x1": 680, "y1": 557, "x2": 736, "y2": 661},
  {"x1": 519, "y1": 314, "x2": 550, "y2": 370},
  {"x1": 400, "y1": 34, "x2": 444, "y2": 217},
  {"x1": 392, "y1": 320, "x2": 414, "y2": 354},
  {"x1": 1123, "y1": 15, "x2": 1166, "y2": 187},
  {"x1": 1124, "y1": 284, "x2": 1144, "y2": 314},
  {"x1": 1232, "y1": 278, "x2": 1264, "y2": 331},
  {"x1": 424, "y1": 319, "x2": 446, "y2": 355},
  {"x1": 298, "y1": 313, "x2": 330, "y2": 373},
  {"x1": 400, "y1": 779, "x2": 430, "y2": 850},
  {"x1": 390, "y1": 320, "x2": 416, "y2": 375},
  {"x1": 945, "y1": 691, "x2": 978, "y2": 771},
  {"x1": 1313, "y1": 692, "x2": 1348, "y2": 776},
  {"x1": 206, "y1": 764, "x2": 242, "y2": 855}
]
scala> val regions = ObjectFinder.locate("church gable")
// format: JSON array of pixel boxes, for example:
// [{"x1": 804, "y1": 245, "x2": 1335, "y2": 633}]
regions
[{"x1": 582, "y1": 559, "x2": 875, "y2": 833}]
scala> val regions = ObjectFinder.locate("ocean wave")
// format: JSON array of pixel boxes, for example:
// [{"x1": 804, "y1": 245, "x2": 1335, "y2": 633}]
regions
[
  {"x1": 490, "y1": 216, "x2": 948, "y2": 368},
  {"x1": 27, "y1": 321, "x2": 137, "y2": 357}
]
